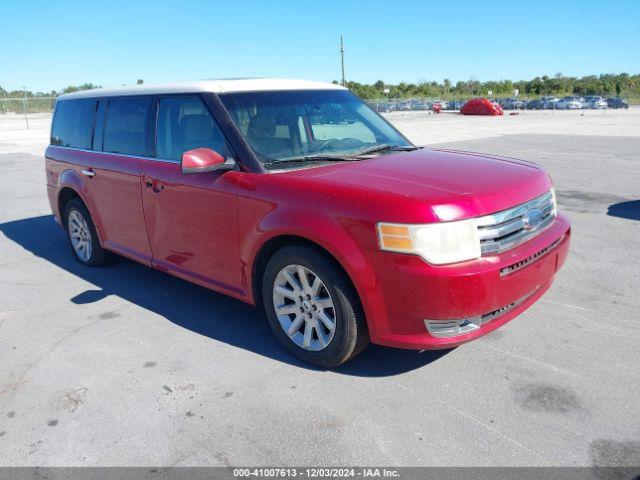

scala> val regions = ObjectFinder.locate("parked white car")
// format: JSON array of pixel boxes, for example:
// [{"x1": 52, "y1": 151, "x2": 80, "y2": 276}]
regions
[
  {"x1": 583, "y1": 96, "x2": 607, "y2": 109},
  {"x1": 555, "y1": 96, "x2": 583, "y2": 110}
]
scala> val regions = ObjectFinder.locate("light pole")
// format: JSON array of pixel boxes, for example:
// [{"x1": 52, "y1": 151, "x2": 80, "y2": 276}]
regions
[
  {"x1": 340, "y1": 35, "x2": 346, "y2": 88},
  {"x1": 22, "y1": 86, "x2": 29, "y2": 130}
]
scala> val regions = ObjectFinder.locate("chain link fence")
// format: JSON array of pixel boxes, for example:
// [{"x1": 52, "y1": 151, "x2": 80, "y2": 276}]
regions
[
  {"x1": 0, "y1": 96, "x2": 56, "y2": 114},
  {"x1": 1, "y1": 94, "x2": 631, "y2": 116},
  {"x1": 0, "y1": 96, "x2": 56, "y2": 130},
  {"x1": 364, "y1": 94, "x2": 631, "y2": 113},
  {"x1": 0, "y1": 94, "x2": 632, "y2": 132}
]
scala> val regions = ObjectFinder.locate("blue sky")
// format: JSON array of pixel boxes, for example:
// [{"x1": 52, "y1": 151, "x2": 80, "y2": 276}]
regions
[{"x1": 1, "y1": 0, "x2": 638, "y2": 92}]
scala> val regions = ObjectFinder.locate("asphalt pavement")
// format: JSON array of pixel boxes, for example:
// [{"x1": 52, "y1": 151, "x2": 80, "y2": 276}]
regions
[{"x1": 0, "y1": 119, "x2": 638, "y2": 466}]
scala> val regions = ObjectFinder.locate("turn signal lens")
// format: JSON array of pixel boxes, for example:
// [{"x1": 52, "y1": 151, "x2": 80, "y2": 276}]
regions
[
  {"x1": 380, "y1": 235, "x2": 413, "y2": 250},
  {"x1": 378, "y1": 224, "x2": 414, "y2": 253},
  {"x1": 379, "y1": 224, "x2": 410, "y2": 236}
]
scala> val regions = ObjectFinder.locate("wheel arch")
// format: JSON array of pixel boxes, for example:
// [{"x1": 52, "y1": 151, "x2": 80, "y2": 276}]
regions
[
  {"x1": 58, "y1": 187, "x2": 82, "y2": 227},
  {"x1": 56, "y1": 168, "x2": 105, "y2": 244},
  {"x1": 251, "y1": 234, "x2": 361, "y2": 313}
]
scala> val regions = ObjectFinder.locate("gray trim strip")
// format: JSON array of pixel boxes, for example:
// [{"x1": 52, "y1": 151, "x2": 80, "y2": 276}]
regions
[{"x1": 48, "y1": 145, "x2": 179, "y2": 164}]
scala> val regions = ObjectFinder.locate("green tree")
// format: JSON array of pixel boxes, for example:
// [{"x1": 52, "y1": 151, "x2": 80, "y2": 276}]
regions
[{"x1": 62, "y1": 83, "x2": 100, "y2": 94}]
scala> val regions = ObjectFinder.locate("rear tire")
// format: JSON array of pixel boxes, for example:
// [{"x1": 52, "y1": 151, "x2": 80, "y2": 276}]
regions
[
  {"x1": 64, "y1": 198, "x2": 114, "y2": 266},
  {"x1": 262, "y1": 245, "x2": 369, "y2": 368}
]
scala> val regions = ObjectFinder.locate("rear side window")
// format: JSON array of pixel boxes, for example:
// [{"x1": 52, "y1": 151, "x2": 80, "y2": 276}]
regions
[
  {"x1": 51, "y1": 99, "x2": 97, "y2": 149},
  {"x1": 156, "y1": 96, "x2": 230, "y2": 162},
  {"x1": 103, "y1": 98, "x2": 150, "y2": 156}
]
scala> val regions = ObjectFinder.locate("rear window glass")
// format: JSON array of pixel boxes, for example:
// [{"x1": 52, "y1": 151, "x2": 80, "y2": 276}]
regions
[
  {"x1": 103, "y1": 98, "x2": 150, "y2": 156},
  {"x1": 51, "y1": 99, "x2": 97, "y2": 149}
]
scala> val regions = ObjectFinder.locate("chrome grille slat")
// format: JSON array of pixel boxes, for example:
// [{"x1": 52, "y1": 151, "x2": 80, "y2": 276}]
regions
[
  {"x1": 481, "y1": 215, "x2": 554, "y2": 254},
  {"x1": 476, "y1": 191, "x2": 554, "y2": 227},
  {"x1": 478, "y1": 191, "x2": 556, "y2": 255},
  {"x1": 478, "y1": 217, "x2": 526, "y2": 241}
]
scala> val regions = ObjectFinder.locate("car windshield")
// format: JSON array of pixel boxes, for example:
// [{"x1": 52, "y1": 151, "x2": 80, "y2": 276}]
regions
[{"x1": 218, "y1": 90, "x2": 412, "y2": 166}]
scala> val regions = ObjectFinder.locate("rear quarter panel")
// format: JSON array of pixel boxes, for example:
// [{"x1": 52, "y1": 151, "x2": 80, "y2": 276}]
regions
[{"x1": 46, "y1": 146, "x2": 97, "y2": 229}]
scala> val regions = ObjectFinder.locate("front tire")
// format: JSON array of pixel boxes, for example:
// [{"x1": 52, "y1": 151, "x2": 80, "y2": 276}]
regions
[
  {"x1": 64, "y1": 198, "x2": 114, "y2": 266},
  {"x1": 262, "y1": 246, "x2": 368, "y2": 368}
]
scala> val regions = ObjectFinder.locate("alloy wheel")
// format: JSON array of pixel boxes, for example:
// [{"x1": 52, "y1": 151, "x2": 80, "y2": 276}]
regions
[
  {"x1": 272, "y1": 264, "x2": 336, "y2": 351},
  {"x1": 68, "y1": 210, "x2": 93, "y2": 262}
]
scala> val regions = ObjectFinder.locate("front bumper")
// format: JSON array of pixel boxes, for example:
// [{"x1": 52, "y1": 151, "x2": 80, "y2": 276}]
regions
[{"x1": 363, "y1": 213, "x2": 571, "y2": 349}]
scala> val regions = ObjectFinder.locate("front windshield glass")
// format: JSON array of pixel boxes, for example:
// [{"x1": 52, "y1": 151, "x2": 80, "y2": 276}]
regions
[{"x1": 218, "y1": 90, "x2": 411, "y2": 165}]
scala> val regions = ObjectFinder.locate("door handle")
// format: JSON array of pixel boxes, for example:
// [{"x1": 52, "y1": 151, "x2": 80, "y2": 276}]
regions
[
  {"x1": 81, "y1": 169, "x2": 95, "y2": 178},
  {"x1": 145, "y1": 179, "x2": 164, "y2": 193}
]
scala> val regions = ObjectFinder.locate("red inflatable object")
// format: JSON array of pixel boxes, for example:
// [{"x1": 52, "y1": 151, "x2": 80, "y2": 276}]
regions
[{"x1": 460, "y1": 98, "x2": 504, "y2": 116}]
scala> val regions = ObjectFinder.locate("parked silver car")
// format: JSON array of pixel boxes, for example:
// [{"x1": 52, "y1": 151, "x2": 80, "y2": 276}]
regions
[
  {"x1": 583, "y1": 96, "x2": 607, "y2": 109},
  {"x1": 555, "y1": 96, "x2": 583, "y2": 110},
  {"x1": 499, "y1": 97, "x2": 526, "y2": 110},
  {"x1": 540, "y1": 96, "x2": 560, "y2": 108}
]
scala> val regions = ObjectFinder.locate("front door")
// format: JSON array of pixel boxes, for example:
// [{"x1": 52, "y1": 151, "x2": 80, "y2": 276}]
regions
[{"x1": 141, "y1": 95, "x2": 244, "y2": 297}]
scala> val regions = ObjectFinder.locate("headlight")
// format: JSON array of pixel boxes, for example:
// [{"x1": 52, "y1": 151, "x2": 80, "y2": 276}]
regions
[
  {"x1": 550, "y1": 187, "x2": 557, "y2": 217},
  {"x1": 378, "y1": 219, "x2": 481, "y2": 265}
]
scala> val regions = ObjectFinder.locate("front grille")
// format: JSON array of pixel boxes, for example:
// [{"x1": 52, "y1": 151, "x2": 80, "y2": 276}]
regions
[
  {"x1": 500, "y1": 235, "x2": 563, "y2": 277},
  {"x1": 424, "y1": 288, "x2": 538, "y2": 338},
  {"x1": 477, "y1": 191, "x2": 556, "y2": 255}
]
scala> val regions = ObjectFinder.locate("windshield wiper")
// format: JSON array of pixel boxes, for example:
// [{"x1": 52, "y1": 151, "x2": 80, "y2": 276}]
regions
[
  {"x1": 264, "y1": 145, "x2": 422, "y2": 167},
  {"x1": 265, "y1": 154, "x2": 354, "y2": 166},
  {"x1": 351, "y1": 144, "x2": 423, "y2": 156}
]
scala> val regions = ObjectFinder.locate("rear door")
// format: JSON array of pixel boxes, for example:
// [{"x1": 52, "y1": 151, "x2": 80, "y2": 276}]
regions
[
  {"x1": 141, "y1": 95, "x2": 243, "y2": 296},
  {"x1": 87, "y1": 96, "x2": 153, "y2": 263}
]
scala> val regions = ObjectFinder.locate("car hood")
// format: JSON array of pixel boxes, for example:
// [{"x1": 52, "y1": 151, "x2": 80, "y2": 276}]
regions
[{"x1": 286, "y1": 148, "x2": 552, "y2": 222}]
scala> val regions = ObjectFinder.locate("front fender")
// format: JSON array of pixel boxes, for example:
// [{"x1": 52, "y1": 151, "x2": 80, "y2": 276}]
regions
[{"x1": 239, "y1": 203, "x2": 386, "y2": 340}]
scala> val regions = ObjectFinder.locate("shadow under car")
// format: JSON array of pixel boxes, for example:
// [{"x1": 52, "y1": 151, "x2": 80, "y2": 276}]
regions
[{"x1": 0, "y1": 214, "x2": 451, "y2": 376}]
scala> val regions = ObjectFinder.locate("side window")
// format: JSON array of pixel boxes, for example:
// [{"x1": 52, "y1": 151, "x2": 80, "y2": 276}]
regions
[
  {"x1": 103, "y1": 98, "x2": 150, "y2": 156},
  {"x1": 156, "y1": 96, "x2": 229, "y2": 162},
  {"x1": 51, "y1": 99, "x2": 97, "y2": 149}
]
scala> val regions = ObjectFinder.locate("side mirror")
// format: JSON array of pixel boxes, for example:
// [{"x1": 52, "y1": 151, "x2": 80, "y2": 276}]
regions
[{"x1": 181, "y1": 148, "x2": 235, "y2": 174}]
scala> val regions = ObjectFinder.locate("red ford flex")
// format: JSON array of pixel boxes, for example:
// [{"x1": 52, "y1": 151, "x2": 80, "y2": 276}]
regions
[{"x1": 46, "y1": 79, "x2": 570, "y2": 367}]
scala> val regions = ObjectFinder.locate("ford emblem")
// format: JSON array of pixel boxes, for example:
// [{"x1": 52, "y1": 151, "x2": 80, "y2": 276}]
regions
[{"x1": 523, "y1": 208, "x2": 543, "y2": 230}]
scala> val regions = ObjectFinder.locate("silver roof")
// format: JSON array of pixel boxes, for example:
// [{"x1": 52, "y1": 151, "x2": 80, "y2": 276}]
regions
[{"x1": 58, "y1": 78, "x2": 346, "y2": 100}]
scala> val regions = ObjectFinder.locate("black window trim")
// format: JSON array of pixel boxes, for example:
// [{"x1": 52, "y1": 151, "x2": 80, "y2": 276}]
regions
[
  {"x1": 88, "y1": 100, "x2": 99, "y2": 149},
  {"x1": 92, "y1": 100, "x2": 106, "y2": 151},
  {"x1": 205, "y1": 93, "x2": 265, "y2": 173}
]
